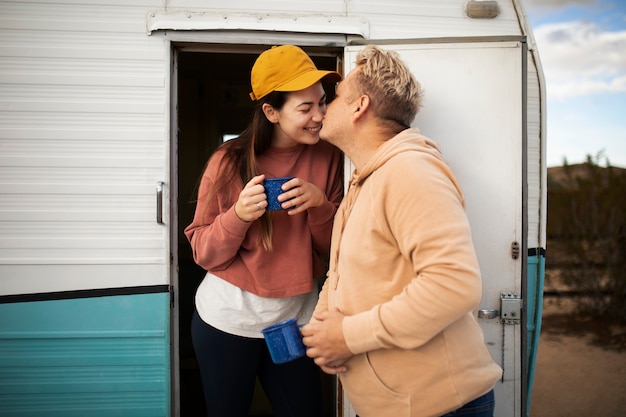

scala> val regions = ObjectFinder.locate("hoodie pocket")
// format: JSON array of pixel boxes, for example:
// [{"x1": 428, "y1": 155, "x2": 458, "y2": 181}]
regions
[{"x1": 340, "y1": 353, "x2": 411, "y2": 416}]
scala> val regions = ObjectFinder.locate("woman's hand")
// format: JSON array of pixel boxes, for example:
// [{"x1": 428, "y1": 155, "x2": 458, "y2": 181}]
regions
[
  {"x1": 234, "y1": 174, "x2": 267, "y2": 222},
  {"x1": 279, "y1": 177, "x2": 325, "y2": 215}
]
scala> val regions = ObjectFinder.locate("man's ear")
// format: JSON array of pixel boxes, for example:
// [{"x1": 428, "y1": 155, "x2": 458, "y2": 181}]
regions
[
  {"x1": 353, "y1": 95, "x2": 370, "y2": 121},
  {"x1": 262, "y1": 103, "x2": 279, "y2": 123}
]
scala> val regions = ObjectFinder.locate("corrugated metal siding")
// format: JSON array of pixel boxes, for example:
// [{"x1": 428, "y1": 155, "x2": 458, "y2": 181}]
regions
[
  {"x1": 165, "y1": 0, "x2": 347, "y2": 15},
  {"x1": 0, "y1": 293, "x2": 170, "y2": 417},
  {"x1": 0, "y1": 0, "x2": 169, "y2": 295},
  {"x1": 349, "y1": 0, "x2": 522, "y2": 39},
  {"x1": 526, "y1": 58, "x2": 545, "y2": 250}
]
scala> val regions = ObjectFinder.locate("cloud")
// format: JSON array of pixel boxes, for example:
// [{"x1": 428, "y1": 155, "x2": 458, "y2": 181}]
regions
[{"x1": 533, "y1": 20, "x2": 626, "y2": 99}]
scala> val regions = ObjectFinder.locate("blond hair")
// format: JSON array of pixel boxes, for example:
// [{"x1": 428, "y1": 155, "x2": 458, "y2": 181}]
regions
[{"x1": 354, "y1": 45, "x2": 423, "y2": 129}]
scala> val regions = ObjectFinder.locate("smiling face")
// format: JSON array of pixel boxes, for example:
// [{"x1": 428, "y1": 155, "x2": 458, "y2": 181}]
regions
[{"x1": 263, "y1": 82, "x2": 329, "y2": 148}]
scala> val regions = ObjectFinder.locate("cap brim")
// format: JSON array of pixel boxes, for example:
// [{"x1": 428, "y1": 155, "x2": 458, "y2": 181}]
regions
[{"x1": 276, "y1": 70, "x2": 342, "y2": 92}]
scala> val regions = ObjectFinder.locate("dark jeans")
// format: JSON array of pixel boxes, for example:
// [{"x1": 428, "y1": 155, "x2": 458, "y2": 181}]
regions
[
  {"x1": 191, "y1": 309, "x2": 325, "y2": 417},
  {"x1": 440, "y1": 389, "x2": 495, "y2": 417}
]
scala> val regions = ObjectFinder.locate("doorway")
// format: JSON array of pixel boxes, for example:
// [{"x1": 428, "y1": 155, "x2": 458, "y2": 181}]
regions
[{"x1": 174, "y1": 44, "x2": 342, "y2": 417}]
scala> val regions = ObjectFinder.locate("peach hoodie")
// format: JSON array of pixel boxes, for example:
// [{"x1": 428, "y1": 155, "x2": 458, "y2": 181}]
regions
[{"x1": 315, "y1": 128, "x2": 502, "y2": 417}]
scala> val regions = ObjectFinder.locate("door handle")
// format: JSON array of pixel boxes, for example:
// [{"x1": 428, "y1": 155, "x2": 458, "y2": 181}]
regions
[
  {"x1": 478, "y1": 309, "x2": 499, "y2": 319},
  {"x1": 156, "y1": 181, "x2": 165, "y2": 224}
]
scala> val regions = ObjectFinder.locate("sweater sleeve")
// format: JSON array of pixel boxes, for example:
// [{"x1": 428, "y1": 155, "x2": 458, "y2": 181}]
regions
[
  {"x1": 183, "y1": 153, "x2": 253, "y2": 271},
  {"x1": 342, "y1": 153, "x2": 483, "y2": 354},
  {"x1": 307, "y1": 145, "x2": 344, "y2": 256}
]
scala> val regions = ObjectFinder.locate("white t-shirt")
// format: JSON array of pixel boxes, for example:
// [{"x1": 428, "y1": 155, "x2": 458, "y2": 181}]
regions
[{"x1": 195, "y1": 272, "x2": 319, "y2": 338}]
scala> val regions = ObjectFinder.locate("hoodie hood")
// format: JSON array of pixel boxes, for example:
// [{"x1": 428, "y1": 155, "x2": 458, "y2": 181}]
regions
[
  {"x1": 329, "y1": 127, "x2": 460, "y2": 283},
  {"x1": 351, "y1": 128, "x2": 445, "y2": 186}
]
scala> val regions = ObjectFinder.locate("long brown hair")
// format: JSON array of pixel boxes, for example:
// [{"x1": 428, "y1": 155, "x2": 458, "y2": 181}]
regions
[{"x1": 207, "y1": 91, "x2": 288, "y2": 251}]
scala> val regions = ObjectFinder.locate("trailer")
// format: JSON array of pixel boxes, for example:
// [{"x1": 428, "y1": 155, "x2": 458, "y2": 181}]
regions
[{"x1": 0, "y1": 1, "x2": 546, "y2": 416}]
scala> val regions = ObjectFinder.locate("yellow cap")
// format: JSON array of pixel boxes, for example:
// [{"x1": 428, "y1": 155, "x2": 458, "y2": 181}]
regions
[{"x1": 249, "y1": 45, "x2": 342, "y2": 101}]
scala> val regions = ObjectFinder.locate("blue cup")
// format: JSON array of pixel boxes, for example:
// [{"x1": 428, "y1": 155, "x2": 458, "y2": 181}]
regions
[
  {"x1": 263, "y1": 177, "x2": 294, "y2": 211},
  {"x1": 261, "y1": 318, "x2": 306, "y2": 364}
]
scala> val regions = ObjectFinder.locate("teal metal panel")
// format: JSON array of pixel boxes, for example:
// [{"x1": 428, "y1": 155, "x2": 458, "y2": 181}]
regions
[
  {"x1": 0, "y1": 292, "x2": 170, "y2": 417},
  {"x1": 525, "y1": 251, "x2": 546, "y2": 416}
]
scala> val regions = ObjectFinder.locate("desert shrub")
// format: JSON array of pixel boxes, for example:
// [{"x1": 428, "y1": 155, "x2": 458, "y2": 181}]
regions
[{"x1": 547, "y1": 153, "x2": 626, "y2": 324}]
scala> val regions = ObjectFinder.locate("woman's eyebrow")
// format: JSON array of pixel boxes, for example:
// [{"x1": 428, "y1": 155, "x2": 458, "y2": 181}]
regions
[{"x1": 296, "y1": 93, "x2": 327, "y2": 107}]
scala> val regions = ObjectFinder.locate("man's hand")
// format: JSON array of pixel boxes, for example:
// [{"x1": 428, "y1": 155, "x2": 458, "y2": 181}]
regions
[{"x1": 301, "y1": 309, "x2": 353, "y2": 375}]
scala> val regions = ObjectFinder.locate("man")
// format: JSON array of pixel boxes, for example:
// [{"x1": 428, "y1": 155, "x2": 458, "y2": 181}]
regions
[{"x1": 300, "y1": 45, "x2": 502, "y2": 417}]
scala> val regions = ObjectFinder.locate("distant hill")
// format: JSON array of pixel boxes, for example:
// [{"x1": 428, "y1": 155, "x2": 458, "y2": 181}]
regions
[{"x1": 548, "y1": 163, "x2": 626, "y2": 190}]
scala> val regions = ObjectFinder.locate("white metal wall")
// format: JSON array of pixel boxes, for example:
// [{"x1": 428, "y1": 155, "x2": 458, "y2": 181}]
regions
[{"x1": 0, "y1": 0, "x2": 170, "y2": 295}]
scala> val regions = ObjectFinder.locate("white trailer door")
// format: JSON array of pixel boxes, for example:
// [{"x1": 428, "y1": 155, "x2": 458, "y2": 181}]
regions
[{"x1": 342, "y1": 40, "x2": 525, "y2": 417}]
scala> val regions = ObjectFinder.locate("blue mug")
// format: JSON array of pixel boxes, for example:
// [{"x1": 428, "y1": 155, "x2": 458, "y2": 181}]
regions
[
  {"x1": 263, "y1": 177, "x2": 294, "y2": 211},
  {"x1": 261, "y1": 318, "x2": 306, "y2": 364}
]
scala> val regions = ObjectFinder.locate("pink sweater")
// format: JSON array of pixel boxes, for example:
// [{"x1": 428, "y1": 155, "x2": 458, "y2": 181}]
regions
[{"x1": 185, "y1": 140, "x2": 343, "y2": 298}]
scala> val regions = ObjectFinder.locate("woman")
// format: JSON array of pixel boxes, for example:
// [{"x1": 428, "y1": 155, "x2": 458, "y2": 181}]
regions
[{"x1": 184, "y1": 45, "x2": 343, "y2": 417}]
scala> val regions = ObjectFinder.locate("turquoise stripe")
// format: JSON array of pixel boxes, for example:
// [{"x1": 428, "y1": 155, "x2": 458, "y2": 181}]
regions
[
  {"x1": 0, "y1": 292, "x2": 170, "y2": 417},
  {"x1": 525, "y1": 252, "x2": 546, "y2": 416}
]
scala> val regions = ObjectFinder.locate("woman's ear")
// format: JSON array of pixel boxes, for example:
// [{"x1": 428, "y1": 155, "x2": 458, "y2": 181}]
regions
[{"x1": 262, "y1": 103, "x2": 279, "y2": 123}]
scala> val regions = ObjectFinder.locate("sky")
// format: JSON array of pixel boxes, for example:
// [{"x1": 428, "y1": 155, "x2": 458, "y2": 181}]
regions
[{"x1": 520, "y1": 0, "x2": 626, "y2": 168}]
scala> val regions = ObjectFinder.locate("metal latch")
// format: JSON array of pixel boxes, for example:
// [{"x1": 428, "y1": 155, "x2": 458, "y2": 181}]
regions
[
  {"x1": 477, "y1": 309, "x2": 499, "y2": 319},
  {"x1": 501, "y1": 292, "x2": 522, "y2": 324}
]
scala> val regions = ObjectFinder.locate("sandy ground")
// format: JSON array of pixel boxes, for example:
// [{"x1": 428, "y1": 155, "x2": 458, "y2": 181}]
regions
[{"x1": 529, "y1": 298, "x2": 626, "y2": 417}]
